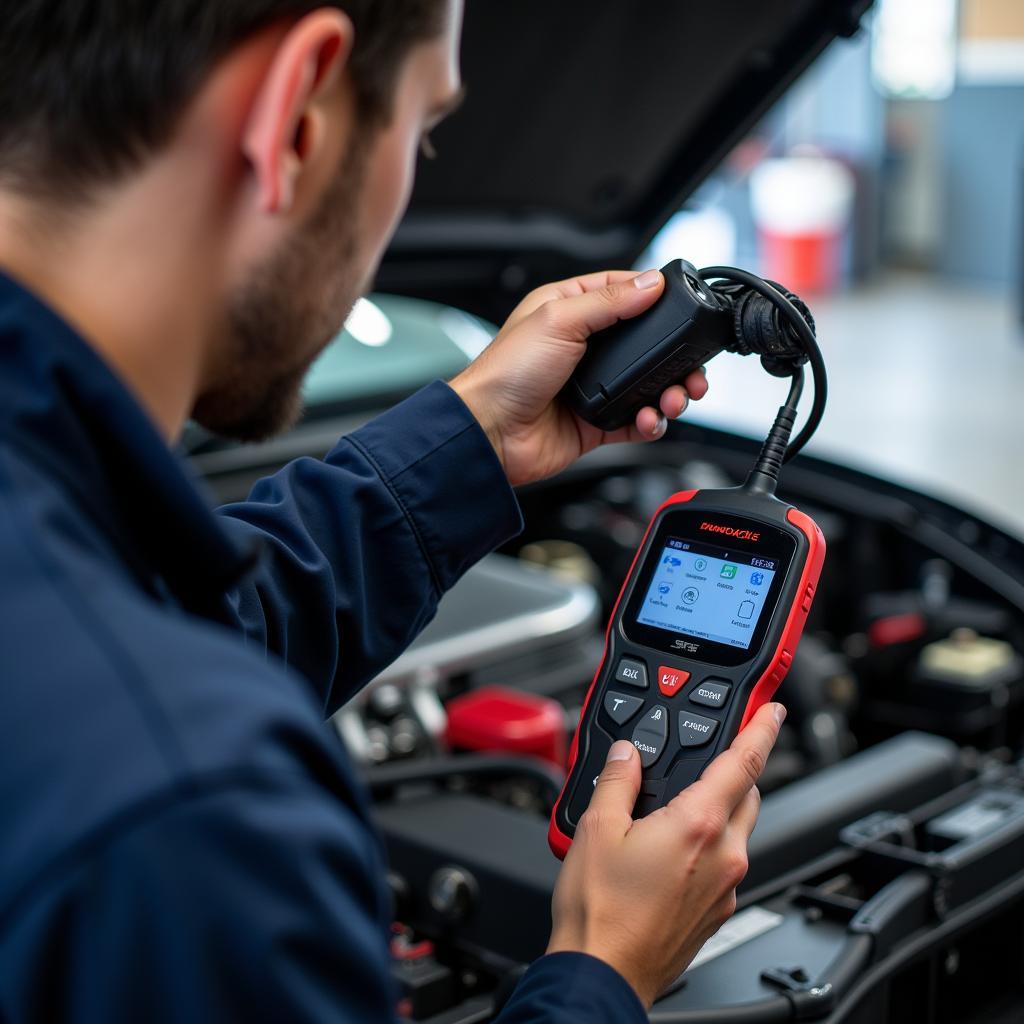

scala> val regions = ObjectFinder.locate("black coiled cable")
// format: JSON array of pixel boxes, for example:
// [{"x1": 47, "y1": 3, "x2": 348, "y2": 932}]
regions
[{"x1": 698, "y1": 265, "x2": 828, "y2": 493}]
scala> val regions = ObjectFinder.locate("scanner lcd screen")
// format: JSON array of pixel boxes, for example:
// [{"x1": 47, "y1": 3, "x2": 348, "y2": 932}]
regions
[{"x1": 636, "y1": 538, "x2": 778, "y2": 650}]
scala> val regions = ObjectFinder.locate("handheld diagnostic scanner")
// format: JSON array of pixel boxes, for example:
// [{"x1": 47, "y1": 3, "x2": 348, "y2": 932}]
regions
[{"x1": 550, "y1": 264, "x2": 828, "y2": 859}]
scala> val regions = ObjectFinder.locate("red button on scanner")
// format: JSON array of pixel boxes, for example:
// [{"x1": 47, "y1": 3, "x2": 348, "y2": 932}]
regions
[{"x1": 658, "y1": 666, "x2": 690, "y2": 697}]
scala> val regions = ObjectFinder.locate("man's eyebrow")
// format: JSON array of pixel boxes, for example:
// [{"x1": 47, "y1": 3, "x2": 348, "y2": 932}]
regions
[{"x1": 429, "y1": 85, "x2": 466, "y2": 122}]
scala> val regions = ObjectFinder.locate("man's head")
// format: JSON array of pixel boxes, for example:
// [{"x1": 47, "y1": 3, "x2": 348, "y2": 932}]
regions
[{"x1": 0, "y1": 2, "x2": 463, "y2": 439}]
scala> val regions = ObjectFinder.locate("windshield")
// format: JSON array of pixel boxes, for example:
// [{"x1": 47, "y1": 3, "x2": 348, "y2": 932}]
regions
[{"x1": 303, "y1": 294, "x2": 495, "y2": 410}]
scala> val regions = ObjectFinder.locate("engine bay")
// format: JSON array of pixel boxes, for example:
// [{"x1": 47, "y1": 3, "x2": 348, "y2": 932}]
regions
[{"x1": 316, "y1": 423, "x2": 1024, "y2": 1023}]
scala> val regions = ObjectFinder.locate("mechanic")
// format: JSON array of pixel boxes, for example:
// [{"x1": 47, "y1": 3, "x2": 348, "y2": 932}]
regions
[{"x1": 0, "y1": 2, "x2": 784, "y2": 1020}]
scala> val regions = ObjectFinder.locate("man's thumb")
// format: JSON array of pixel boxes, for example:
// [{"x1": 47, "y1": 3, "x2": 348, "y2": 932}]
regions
[
  {"x1": 540, "y1": 270, "x2": 665, "y2": 341},
  {"x1": 588, "y1": 740, "x2": 642, "y2": 819}
]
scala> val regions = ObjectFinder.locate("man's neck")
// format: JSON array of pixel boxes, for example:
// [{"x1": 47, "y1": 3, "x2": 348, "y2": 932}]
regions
[{"x1": 0, "y1": 168, "x2": 224, "y2": 444}]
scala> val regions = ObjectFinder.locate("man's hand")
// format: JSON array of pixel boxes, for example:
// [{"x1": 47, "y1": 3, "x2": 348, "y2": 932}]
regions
[
  {"x1": 450, "y1": 269, "x2": 708, "y2": 487},
  {"x1": 546, "y1": 703, "x2": 785, "y2": 1009}
]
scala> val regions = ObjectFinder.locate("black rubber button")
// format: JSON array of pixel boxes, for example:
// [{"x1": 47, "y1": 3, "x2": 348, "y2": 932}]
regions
[
  {"x1": 603, "y1": 690, "x2": 644, "y2": 725},
  {"x1": 631, "y1": 704, "x2": 669, "y2": 767},
  {"x1": 677, "y1": 711, "x2": 719, "y2": 747},
  {"x1": 690, "y1": 680, "x2": 730, "y2": 709},
  {"x1": 615, "y1": 657, "x2": 648, "y2": 690}
]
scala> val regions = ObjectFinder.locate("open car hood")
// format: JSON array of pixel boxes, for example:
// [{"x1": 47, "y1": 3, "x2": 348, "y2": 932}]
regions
[{"x1": 378, "y1": 0, "x2": 874, "y2": 321}]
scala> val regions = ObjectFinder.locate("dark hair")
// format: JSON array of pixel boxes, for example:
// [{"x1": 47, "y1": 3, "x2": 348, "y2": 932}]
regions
[{"x1": 0, "y1": 1, "x2": 447, "y2": 200}]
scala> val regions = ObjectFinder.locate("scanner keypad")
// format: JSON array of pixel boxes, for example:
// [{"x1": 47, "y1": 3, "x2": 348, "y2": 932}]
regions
[{"x1": 568, "y1": 652, "x2": 739, "y2": 826}]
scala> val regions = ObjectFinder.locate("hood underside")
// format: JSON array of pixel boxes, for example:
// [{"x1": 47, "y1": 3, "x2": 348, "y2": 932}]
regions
[{"x1": 377, "y1": 0, "x2": 874, "y2": 321}]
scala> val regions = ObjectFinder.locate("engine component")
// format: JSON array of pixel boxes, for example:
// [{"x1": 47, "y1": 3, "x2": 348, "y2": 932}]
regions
[
  {"x1": 378, "y1": 791, "x2": 558, "y2": 965},
  {"x1": 445, "y1": 686, "x2": 567, "y2": 767},
  {"x1": 744, "y1": 731, "x2": 960, "y2": 892},
  {"x1": 517, "y1": 539, "x2": 600, "y2": 587},
  {"x1": 377, "y1": 733, "x2": 962, "y2": 974}
]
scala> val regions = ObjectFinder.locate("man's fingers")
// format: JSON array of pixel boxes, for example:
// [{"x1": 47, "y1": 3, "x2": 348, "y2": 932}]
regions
[
  {"x1": 597, "y1": 405, "x2": 666, "y2": 445},
  {"x1": 683, "y1": 367, "x2": 709, "y2": 400},
  {"x1": 686, "y1": 704, "x2": 785, "y2": 814},
  {"x1": 606, "y1": 369, "x2": 709, "y2": 443},
  {"x1": 583, "y1": 740, "x2": 642, "y2": 833},
  {"x1": 555, "y1": 269, "x2": 642, "y2": 298},
  {"x1": 657, "y1": 370, "x2": 708, "y2": 420},
  {"x1": 605, "y1": 370, "x2": 710, "y2": 444},
  {"x1": 634, "y1": 407, "x2": 667, "y2": 439},
  {"x1": 729, "y1": 785, "x2": 761, "y2": 840},
  {"x1": 510, "y1": 270, "x2": 640, "y2": 325},
  {"x1": 534, "y1": 270, "x2": 665, "y2": 342},
  {"x1": 658, "y1": 386, "x2": 689, "y2": 420}
]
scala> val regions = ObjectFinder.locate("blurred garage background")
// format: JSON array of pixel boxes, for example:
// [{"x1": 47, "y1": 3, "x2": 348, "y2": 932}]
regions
[{"x1": 642, "y1": 0, "x2": 1024, "y2": 539}]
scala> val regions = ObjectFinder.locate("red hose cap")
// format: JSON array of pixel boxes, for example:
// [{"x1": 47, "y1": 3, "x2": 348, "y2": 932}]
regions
[{"x1": 445, "y1": 686, "x2": 567, "y2": 767}]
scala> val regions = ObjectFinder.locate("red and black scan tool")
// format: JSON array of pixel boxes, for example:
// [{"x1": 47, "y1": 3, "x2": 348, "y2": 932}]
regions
[
  {"x1": 549, "y1": 486, "x2": 825, "y2": 857},
  {"x1": 550, "y1": 262, "x2": 828, "y2": 858}
]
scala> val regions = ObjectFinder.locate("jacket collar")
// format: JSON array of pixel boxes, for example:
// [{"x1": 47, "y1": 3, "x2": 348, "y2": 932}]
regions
[{"x1": 0, "y1": 269, "x2": 258, "y2": 608}]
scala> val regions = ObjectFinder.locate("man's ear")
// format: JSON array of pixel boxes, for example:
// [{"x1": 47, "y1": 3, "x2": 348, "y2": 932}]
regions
[{"x1": 242, "y1": 9, "x2": 354, "y2": 214}]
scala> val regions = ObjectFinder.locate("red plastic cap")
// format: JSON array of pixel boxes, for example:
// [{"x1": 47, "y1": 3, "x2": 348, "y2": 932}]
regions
[
  {"x1": 445, "y1": 686, "x2": 567, "y2": 767},
  {"x1": 868, "y1": 612, "x2": 927, "y2": 649}
]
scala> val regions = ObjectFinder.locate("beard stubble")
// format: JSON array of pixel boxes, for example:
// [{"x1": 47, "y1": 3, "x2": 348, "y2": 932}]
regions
[{"x1": 192, "y1": 139, "x2": 369, "y2": 442}]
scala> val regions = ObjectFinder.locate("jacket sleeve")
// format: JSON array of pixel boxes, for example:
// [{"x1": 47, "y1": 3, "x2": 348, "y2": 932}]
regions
[
  {"x1": 215, "y1": 381, "x2": 522, "y2": 715},
  {"x1": 494, "y1": 953, "x2": 648, "y2": 1024},
  {"x1": 1, "y1": 775, "x2": 400, "y2": 1024}
]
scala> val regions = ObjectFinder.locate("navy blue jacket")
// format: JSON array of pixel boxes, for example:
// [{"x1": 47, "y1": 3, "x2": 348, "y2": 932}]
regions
[{"x1": 0, "y1": 272, "x2": 646, "y2": 1023}]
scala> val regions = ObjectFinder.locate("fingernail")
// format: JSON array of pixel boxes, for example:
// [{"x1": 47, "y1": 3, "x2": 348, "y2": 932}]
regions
[
  {"x1": 700, "y1": 364, "x2": 708, "y2": 375},
  {"x1": 634, "y1": 269, "x2": 661, "y2": 289},
  {"x1": 773, "y1": 703, "x2": 787, "y2": 727},
  {"x1": 607, "y1": 740, "x2": 635, "y2": 763},
  {"x1": 655, "y1": 415, "x2": 667, "y2": 436}
]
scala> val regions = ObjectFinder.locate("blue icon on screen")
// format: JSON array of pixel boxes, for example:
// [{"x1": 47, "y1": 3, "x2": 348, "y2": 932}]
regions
[
  {"x1": 750, "y1": 571, "x2": 765, "y2": 586},
  {"x1": 658, "y1": 583, "x2": 672, "y2": 595},
  {"x1": 663, "y1": 556, "x2": 682, "y2": 567}
]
